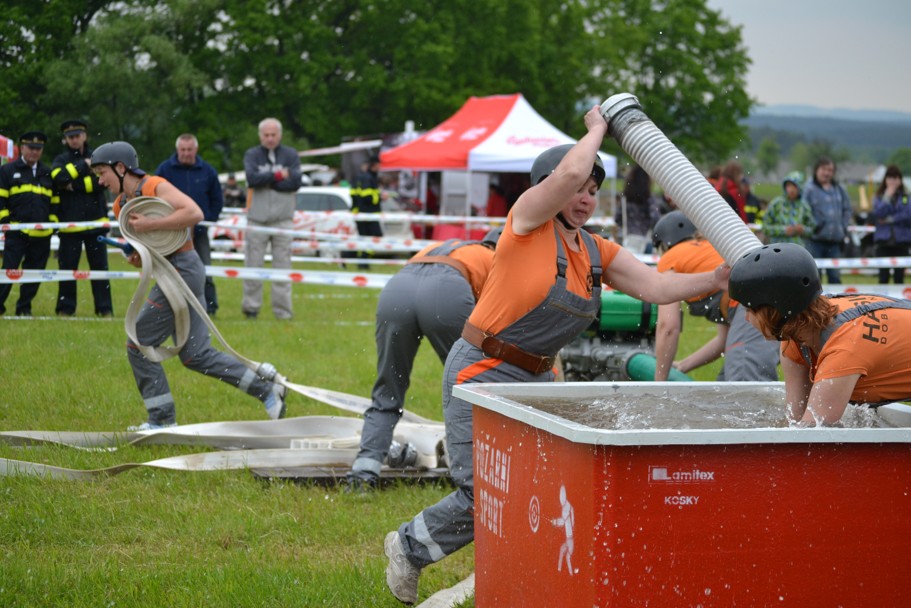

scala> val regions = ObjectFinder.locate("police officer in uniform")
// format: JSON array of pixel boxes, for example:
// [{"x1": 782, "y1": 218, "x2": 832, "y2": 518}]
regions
[
  {"x1": 51, "y1": 119, "x2": 113, "y2": 316},
  {"x1": 349, "y1": 155, "x2": 383, "y2": 269},
  {"x1": 0, "y1": 131, "x2": 59, "y2": 316}
]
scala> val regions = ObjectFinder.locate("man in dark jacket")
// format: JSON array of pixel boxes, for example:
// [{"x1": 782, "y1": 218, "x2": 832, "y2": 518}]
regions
[
  {"x1": 0, "y1": 131, "x2": 59, "y2": 316},
  {"x1": 51, "y1": 119, "x2": 113, "y2": 316},
  {"x1": 155, "y1": 133, "x2": 224, "y2": 315}
]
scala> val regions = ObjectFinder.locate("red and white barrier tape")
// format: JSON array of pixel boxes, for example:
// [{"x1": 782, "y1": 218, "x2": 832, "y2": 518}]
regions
[
  {"x1": 5, "y1": 217, "x2": 884, "y2": 234},
  {"x1": 0, "y1": 267, "x2": 394, "y2": 289},
  {"x1": 4, "y1": 267, "x2": 911, "y2": 299}
]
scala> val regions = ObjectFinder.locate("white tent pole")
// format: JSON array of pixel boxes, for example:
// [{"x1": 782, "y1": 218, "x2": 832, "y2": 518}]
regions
[{"x1": 465, "y1": 169, "x2": 472, "y2": 239}]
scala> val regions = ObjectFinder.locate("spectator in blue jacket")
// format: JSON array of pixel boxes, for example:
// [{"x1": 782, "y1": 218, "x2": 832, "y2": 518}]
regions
[
  {"x1": 871, "y1": 165, "x2": 911, "y2": 284},
  {"x1": 156, "y1": 134, "x2": 224, "y2": 315},
  {"x1": 803, "y1": 157, "x2": 853, "y2": 284}
]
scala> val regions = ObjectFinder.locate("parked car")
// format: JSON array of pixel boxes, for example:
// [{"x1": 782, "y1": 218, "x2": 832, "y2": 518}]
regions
[
  {"x1": 210, "y1": 186, "x2": 358, "y2": 256},
  {"x1": 211, "y1": 185, "x2": 417, "y2": 257}
]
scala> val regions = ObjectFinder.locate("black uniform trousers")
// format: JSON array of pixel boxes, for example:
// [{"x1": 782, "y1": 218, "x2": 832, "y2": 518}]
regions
[
  {"x1": 0, "y1": 231, "x2": 51, "y2": 315},
  {"x1": 56, "y1": 230, "x2": 113, "y2": 315}
]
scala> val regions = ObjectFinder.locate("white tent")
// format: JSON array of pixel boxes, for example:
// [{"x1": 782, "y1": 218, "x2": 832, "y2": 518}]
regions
[
  {"x1": 381, "y1": 94, "x2": 617, "y2": 219},
  {"x1": 381, "y1": 93, "x2": 616, "y2": 176}
]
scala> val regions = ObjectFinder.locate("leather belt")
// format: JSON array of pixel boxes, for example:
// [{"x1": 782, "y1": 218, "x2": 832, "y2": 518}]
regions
[
  {"x1": 166, "y1": 240, "x2": 195, "y2": 260},
  {"x1": 462, "y1": 321, "x2": 556, "y2": 375}
]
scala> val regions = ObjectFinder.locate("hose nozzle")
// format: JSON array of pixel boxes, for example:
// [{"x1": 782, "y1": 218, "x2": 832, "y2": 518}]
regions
[{"x1": 256, "y1": 362, "x2": 286, "y2": 386}]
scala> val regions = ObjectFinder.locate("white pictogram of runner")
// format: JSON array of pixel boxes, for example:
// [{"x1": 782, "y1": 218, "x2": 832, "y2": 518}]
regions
[{"x1": 550, "y1": 485, "x2": 575, "y2": 576}]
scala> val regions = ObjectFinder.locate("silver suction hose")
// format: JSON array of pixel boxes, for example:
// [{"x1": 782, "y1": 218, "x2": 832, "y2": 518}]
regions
[{"x1": 601, "y1": 93, "x2": 761, "y2": 265}]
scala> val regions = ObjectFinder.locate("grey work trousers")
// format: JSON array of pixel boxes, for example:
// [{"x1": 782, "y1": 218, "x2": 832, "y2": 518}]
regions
[
  {"x1": 352, "y1": 264, "x2": 474, "y2": 476},
  {"x1": 717, "y1": 304, "x2": 780, "y2": 381},
  {"x1": 397, "y1": 339, "x2": 554, "y2": 569},
  {"x1": 242, "y1": 218, "x2": 294, "y2": 319},
  {"x1": 127, "y1": 250, "x2": 274, "y2": 425}
]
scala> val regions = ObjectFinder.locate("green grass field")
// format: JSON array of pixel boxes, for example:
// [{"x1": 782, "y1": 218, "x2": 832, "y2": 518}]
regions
[{"x1": 0, "y1": 251, "x2": 771, "y2": 607}]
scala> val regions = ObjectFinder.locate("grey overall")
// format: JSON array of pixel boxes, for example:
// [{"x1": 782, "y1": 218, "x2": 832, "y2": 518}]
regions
[
  {"x1": 128, "y1": 249, "x2": 276, "y2": 425},
  {"x1": 717, "y1": 303, "x2": 781, "y2": 381},
  {"x1": 397, "y1": 227, "x2": 602, "y2": 568},
  {"x1": 352, "y1": 240, "x2": 478, "y2": 477}
]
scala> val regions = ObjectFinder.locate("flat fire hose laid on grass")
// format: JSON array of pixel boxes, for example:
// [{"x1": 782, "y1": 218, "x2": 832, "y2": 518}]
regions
[
  {"x1": 0, "y1": 197, "x2": 446, "y2": 480},
  {"x1": 0, "y1": 417, "x2": 446, "y2": 481}
]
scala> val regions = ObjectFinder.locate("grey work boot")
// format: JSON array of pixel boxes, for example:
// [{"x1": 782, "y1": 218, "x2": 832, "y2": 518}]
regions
[
  {"x1": 384, "y1": 531, "x2": 421, "y2": 604},
  {"x1": 263, "y1": 384, "x2": 287, "y2": 420},
  {"x1": 343, "y1": 470, "x2": 379, "y2": 493}
]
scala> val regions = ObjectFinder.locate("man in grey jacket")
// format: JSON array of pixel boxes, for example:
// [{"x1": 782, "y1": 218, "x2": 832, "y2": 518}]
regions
[{"x1": 242, "y1": 118, "x2": 301, "y2": 319}]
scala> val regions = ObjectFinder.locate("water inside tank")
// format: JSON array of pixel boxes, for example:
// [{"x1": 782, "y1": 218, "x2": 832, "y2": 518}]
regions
[{"x1": 518, "y1": 386, "x2": 891, "y2": 430}]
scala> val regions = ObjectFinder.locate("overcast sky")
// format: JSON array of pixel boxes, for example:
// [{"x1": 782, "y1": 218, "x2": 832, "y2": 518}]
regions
[{"x1": 706, "y1": 0, "x2": 910, "y2": 114}]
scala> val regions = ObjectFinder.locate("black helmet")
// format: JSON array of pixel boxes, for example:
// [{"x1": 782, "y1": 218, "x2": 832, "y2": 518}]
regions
[
  {"x1": 729, "y1": 243, "x2": 821, "y2": 322},
  {"x1": 652, "y1": 211, "x2": 697, "y2": 250},
  {"x1": 91, "y1": 141, "x2": 145, "y2": 175},
  {"x1": 481, "y1": 226, "x2": 503, "y2": 248},
  {"x1": 530, "y1": 144, "x2": 605, "y2": 189}
]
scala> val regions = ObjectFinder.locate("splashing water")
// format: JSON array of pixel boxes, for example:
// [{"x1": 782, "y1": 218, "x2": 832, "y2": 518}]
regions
[{"x1": 519, "y1": 387, "x2": 892, "y2": 430}]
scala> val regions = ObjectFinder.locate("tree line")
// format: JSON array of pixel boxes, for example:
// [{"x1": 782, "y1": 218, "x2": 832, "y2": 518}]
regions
[{"x1": 2, "y1": 0, "x2": 752, "y2": 174}]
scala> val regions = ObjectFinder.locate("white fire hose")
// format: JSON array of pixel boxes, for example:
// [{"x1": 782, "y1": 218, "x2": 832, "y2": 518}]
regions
[
  {"x1": 0, "y1": 197, "x2": 446, "y2": 481},
  {"x1": 600, "y1": 93, "x2": 762, "y2": 265}
]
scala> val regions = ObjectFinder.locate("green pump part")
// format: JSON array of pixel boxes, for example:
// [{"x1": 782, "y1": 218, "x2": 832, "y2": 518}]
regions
[
  {"x1": 599, "y1": 290, "x2": 658, "y2": 332},
  {"x1": 626, "y1": 353, "x2": 692, "y2": 382}
]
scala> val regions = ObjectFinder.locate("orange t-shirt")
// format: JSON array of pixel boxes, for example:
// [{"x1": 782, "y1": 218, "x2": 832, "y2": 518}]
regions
[
  {"x1": 411, "y1": 241, "x2": 494, "y2": 300},
  {"x1": 782, "y1": 294, "x2": 911, "y2": 403},
  {"x1": 656, "y1": 239, "x2": 724, "y2": 303},
  {"x1": 468, "y1": 217, "x2": 621, "y2": 335},
  {"x1": 112, "y1": 176, "x2": 167, "y2": 218}
]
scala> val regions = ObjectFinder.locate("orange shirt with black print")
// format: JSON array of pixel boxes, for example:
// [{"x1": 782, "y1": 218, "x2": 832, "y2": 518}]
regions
[
  {"x1": 656, "y1": 239, "x2": 724, "y2": 303},
  {"x1": 468, "y1": 216, "x2": 621, "y2": 335},
  {"x1": 782, "y1": 294, "x2": 911, "y2": 403}
]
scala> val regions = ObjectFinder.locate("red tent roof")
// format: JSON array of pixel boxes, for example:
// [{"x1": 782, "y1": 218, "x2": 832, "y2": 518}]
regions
[{"x1": 381, "y1": 94, "x2": 520, "y2": 171}]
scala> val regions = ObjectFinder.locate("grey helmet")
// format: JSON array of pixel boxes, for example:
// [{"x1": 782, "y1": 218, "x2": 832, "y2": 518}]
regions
[
  {"x1": 91, "y1": 141, "x2": 145, "y2": 175},
  {"x1": 652, "y1": 211, "x2": 697, "y2": 250},
  {"x1": 729, "y1": 243, "x2": 821, "y2": 323},
  {"x1": 481, "y1": 226, "x2": 503, "y2": 248},
  {"x1": 530, "y1": 144, "x2": 605, "y2": 189}
]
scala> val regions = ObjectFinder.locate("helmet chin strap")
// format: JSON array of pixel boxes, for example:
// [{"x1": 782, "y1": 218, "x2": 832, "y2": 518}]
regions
[
  {"x1": 114, "y1": 166, "x2": 128, "y2": 197},
  {"x1": 556, "y1": 212, "x2": 574, "y2": 231}
]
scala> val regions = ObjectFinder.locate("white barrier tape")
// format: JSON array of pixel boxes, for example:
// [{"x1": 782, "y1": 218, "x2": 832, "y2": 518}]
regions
[
  {"x1": 208, "y1": 221, "x2": 436, "y2": 251},
  {"x1": 0, "y1": 267, "x2": 392, "y2": 288},
  {"x1": 4, "y1": 217, "x2": 883, "y2": 235},
  {"x1": 630, "y1": 253, "x2": 911, "y2": 270},
  {"x1": 207, "y1": 248, "x2": 409, "y2": 266},
  {"x1": 1, "y1": 220, "x2": 114, "y2": 231},
  {"x1": 6, "y1": 267, "x2": 911, "y2": 299},
  {"x1": 808, "y1": 255, "x2": 911, "y2": 270},
  {"x1": 1, "y1": 269, "x2": 141, "y2": 283},
  {"x1": 206, "y1": 267, "x2": 393, "y2": 288}
]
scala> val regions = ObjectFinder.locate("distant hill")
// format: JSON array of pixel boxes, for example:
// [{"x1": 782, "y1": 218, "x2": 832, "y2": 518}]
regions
[
  {"x1": 744, "y1": 105, "x2": 911, "y2": 163},
  {"x1": 752, "y1": 104, "x2": 911, "y2": 124}
]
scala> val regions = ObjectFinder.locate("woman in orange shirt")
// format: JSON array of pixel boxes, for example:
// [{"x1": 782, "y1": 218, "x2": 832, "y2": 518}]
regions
[
  {"x1": 383, "y1": 106, "x2": 731, "y2": 604},
  {"x1": 730, "y1": 242, "x2": 911, "y2": 425}
]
